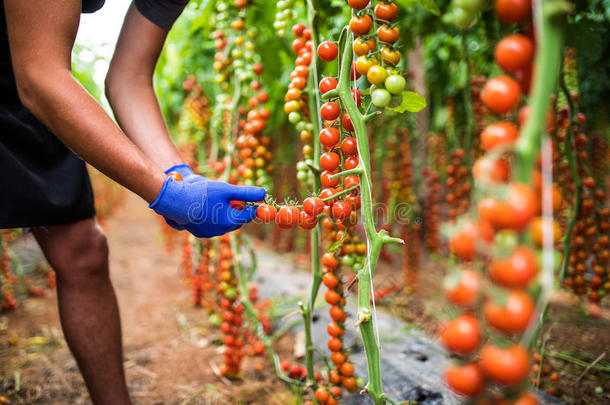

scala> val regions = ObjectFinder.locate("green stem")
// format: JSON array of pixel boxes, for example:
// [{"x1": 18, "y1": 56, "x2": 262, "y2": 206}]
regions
[
  {"x1": 557, "y1": 64, "x2": 581, "y2": 284},
  {"x1": 334, "y1": 27, "x2": 402, "y2": 405},
  {"x1": 303, "y1": 0, "x2": 323, "y2": 384},
  {"x1": 460, "y1": 32, "x2": 474, "y2": 167},
  {"x1": 518, "y1": 0, "x2": 568, "y2": 350},
  {"x1": 329, "y1": 167, "x2": 363, "y2": 179},
  {"x1": 514, "y1": 1, "x2": 566, "y2": 183}
]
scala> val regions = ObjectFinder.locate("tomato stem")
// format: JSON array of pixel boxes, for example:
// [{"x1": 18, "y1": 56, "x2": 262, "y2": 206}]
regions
[
  {"x1": 514, "y1": 1, "x2": 565, "y2": 183},
  {"x1": 328, "y1": 166, "x2": 363, "y2": 179},
  {"x1": 334, "y1": 26, "x2": 402, "y2": 405},
  {"x1": 302, "y1": 0, "x2": 323, "y2": 385}
]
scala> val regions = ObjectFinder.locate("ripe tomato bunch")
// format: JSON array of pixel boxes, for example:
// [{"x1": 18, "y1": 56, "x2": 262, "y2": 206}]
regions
[
  {"x1": 1, "y1": 230, "x2": 17, "y2": 311},
  {"x1": 445, "y1": 148, "x2": 471, "y2": 221},
  {"x1": 531, "y1": 351, "x2": 560, "y2": 397},
  {"x1": 216, "y1": 233, "x2": 247, "y2": 377},
  {"x1": 422, "y1": 168, "x2": 441, "y2": 251},
  {"x1": 192, "y1": 239, "x2": 214, "y2": 308},
  {"x1": 349, "y1": 1, "x2": 407, "y2": 108},
  {"x1": 181, "y1": 77, "x2": 212, "y2": 130},
  {"x1": 286, "y1": 23, "x2": 317, "y2": 188},
  {"x1": 442, "y1": 3, "x2": 554, "y2": 401}
]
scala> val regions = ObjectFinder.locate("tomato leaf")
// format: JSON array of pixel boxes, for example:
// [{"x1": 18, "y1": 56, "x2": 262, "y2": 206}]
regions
[
  {"x1": 394, "y1": 0, "x2": 440, "y2": 16},
  {"x1": 385, "y1": 91, "x2": 427, "y2": 113}
]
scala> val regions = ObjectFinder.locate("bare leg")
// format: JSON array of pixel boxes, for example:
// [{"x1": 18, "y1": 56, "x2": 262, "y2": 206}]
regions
[{"x1": 32, "y1": 218, "x2": 131, "y2": 405}]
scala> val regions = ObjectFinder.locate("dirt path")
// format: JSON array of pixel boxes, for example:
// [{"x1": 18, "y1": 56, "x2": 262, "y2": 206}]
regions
[{"x1": 0, "y1": 192, "x2": 292, "y2": 405}]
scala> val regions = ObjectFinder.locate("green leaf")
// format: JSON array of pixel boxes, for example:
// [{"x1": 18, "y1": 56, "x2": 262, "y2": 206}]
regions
[
  {"x1": 385, "y1": 91, "x2": 427, "y2": 113},
  {"x1": 419, "y1": 0, "x2": 440, "y2": 16},
  {"x1": 395, "y1": 0, "x2": 440, "y2": 16},
  {"x1": 327, "y1": 231, "x2": 347, "y2": 253}
]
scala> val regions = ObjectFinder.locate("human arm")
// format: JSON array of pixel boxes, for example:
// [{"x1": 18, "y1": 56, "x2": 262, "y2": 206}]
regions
[
  {"x1": 3, "y1": 0, "x2": 165, "y2": 203},
  {"x1": 105, "y1": 2, "x2": 185, "y2": 172}
]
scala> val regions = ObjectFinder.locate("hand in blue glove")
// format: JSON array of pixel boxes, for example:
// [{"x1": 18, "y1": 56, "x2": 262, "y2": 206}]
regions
[
  {"x1": 163, "y1": 164, "x2": 207, "y2": 230},
  {"x1": 150, "y1": 176, "x2": 266, "y2": 238}
]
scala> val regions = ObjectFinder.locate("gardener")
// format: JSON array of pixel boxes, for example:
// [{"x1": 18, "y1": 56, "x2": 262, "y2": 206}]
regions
[{"x1": 0, "y1": 1, "x2": 264, "y2": 404}]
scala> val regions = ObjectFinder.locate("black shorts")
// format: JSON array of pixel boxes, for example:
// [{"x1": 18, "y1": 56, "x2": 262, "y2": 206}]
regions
[{"x1": 0, "y1": 105, "x2": 96, "y2": 229}]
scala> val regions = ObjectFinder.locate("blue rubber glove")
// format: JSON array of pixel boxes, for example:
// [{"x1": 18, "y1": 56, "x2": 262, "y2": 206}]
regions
[
  {"x1": 150, "y1": 177, "x2": 265, "y2": 238},
  {"x1": 164, "y1": 164, "x2": 202, "y2": 183},
  {"x1": 163, "y1": 164, "x2": 207, "y2": 229}
]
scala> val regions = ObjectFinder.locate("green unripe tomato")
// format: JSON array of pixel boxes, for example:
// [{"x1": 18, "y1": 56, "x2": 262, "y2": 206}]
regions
[
  {"x1": 296, "y1": 121, "x2": 307, "y2": 132},
  {"x1": 452, "y1": 7, "x2": 477, "y2": 30},
  {"x1": 455, "y1": 0, "x2": 483, "y2": 12},
  {"x1": 296, "y1": 161, "x2": 307, "y2": 171},
  {"x1": 385, "y1": 74, "x2": 406, "y2": 95},
  {"x1": 288, "y1": 112, "x2": 301, "y2": 124},
  {"x1": 341, "y1": 255, "x2": 355, "y2": 267},
  {"x1": 371, "y1": 88, "x2": 392, "y2": 107},
  {"x1": 296, "y1": 170, "x2": 308, "y2": 181}
]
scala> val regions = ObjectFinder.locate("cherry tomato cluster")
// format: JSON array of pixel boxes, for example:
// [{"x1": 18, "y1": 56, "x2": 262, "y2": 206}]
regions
[
  {"x1": 387, "y1": 130, "x2": 421, "y2": 285},
  {"x1": 181, "y1": 76, "x2": 212, "y2": 130},
  {"x1": 216, "y1": 233, "x2": 247, "y2": 377},
  {"x1": 350, "y1": 1, "x2": 407, "y2": 108},
  {"x1": 286, "y1": 23, "x2": 317, "y2": 188},
  {"x1": 445, "y1": 148, "x2": 471, "y2": 221},
  {"x1": 273, "y1": 0, "x2": 297, "y2": 37},
  {"x1": 442, "y1": 4, "x2": 555, "y2": 401},
  {"x1": 422, "y1": 168, "x2": 442, "y2": 251},
  {"x1": 192, "y1": 239, "x2": 214, "y2": 308},
  {"x1": 531, "y1": 351, "x2": 560, "y2": 397},
  {"x1": 559, "y1": 109, "x2": 609, "y2": 307},
  {"x1": 1, "y1": 230, "x2": 17, "y2": 311}
]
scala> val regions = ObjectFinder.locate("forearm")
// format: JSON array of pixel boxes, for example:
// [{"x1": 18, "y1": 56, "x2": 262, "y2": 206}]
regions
[
  {"x1": 19, "y1": 68, "x2": 165, "y2": 203},
  {"x1": 105, "y1": 71, "x2": 183, "y2": 171}
]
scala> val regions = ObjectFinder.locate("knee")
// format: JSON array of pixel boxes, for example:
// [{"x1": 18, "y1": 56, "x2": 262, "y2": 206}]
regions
[{"x1": 54, "y1": 223, "x2": 109, "y2": 283}]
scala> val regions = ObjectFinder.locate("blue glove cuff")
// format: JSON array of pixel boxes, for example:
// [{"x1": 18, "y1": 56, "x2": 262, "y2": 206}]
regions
[
  {"x1": 164, "y1": 164, "x2": 194, "y2": 177},
  {"x1": 149, "y1": 176, "x2": 173, "y2": 210}
]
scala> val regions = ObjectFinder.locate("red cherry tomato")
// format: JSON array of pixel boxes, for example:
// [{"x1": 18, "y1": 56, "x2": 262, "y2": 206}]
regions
[
  {"x1": 320, "y1": 152, "x2": 341, "y2": 171},
  {"x1": 494, "y1": 0, "x2": 532, "y2": 24},
  {"x1": 332, "y1": 200, "x2": 352, "y2": 220},
  {"x1": 489, "y1": 246, "x2": 538, "y2": 288},
  {"x1": 480, "y1": 121, "x2": 519, "y2": 151},
  {"x1": 256, "y1": 203, "x2": 276, "y2": 222},
  {"x1": 495, "y1": 34, "x2": 534, "y2": 73},
  {"x1": 317, "y1": 40, "x2": 338, "y2": 62},
  {"x1": 439, "y1": 313, "x2": 481, "y2": 355},
  {"x1": 445, "y1": 269, "x2": 480, "y2": 307},
  {"x1": 319, "y1": 127, "x2": 340, "y2": 148},
  {"x1": 302, "y1": 196, "x2": 325, "y2": 217},
  {"x1": 444, "y1": 363, "x2": 485, "y2": 398},
  {"x1": 299, "y1": 210, "x2": 318, "y2": 230},
  {"x1": 480, "y1": 344, "x2": 530, "y2": 386},
  {"x1": 320, "y1": 170, "x2": 340, "y2": 187},
  {"x1": 276, "y1": 206, "x2": 300, "y2": 229},
  {"x1": 342, "y1": 114, "x2": 355, "y2": 132},
  {"x1": 349, "y1": 15, "x2": 372, "y2": 36},
  {"x1": 320, "y1": 102, "x2": 341, "y2": 121},
  {"x1": 484, "y1": 290, "x2": 534, "y2": 334},
  {"x1": 319, "y1": 76, "x2": 338, "y2": 94},
  {"x1": 348, "y1": 0, "x2": 369, "y2": 10},
  {"x1": 481, "y1": 75, "x2": 522, "y2": 114},
  {"x1": 341, "y1": 136, "x2": 359, "y2": 155}
]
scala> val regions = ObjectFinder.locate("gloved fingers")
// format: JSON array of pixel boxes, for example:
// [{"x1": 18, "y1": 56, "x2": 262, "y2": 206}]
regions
[
  {"x1": 229, "y1": 205, "x2": 258, "y2": 225},
  {"x1": 226, "y1": 225, "x2": 242, "y2": 233},
  {"x1": 222, "y1": 183, "x2": 266, "y2": 202},
  {"x1": 164, "y1": 217, "x2": 185, "y2": 231}
]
